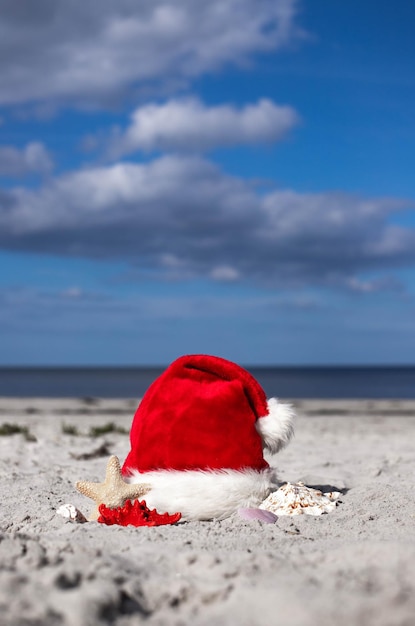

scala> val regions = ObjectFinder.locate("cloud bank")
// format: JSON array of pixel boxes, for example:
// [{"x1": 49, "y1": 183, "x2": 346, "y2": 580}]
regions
[
  {"x1": 0, "y1": 156, "x2": 413, "y2": 288},
  {"x1": 0, "y1": 0, "x2": 300, "y2": 106}
]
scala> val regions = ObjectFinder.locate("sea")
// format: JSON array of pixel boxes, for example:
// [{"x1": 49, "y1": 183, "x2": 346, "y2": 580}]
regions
[{"x1": 0, "y1": 366, "x2": 414, "y2": 399}]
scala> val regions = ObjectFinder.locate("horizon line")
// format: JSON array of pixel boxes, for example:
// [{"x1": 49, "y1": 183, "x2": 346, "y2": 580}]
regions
[{"x1": 1, "y1": 363, "x2": 415, "y2": 370}]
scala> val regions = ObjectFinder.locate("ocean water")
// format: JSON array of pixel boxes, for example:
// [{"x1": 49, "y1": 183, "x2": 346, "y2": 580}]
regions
[{"x1": 0, "y1": 366, "x2": 414, "y2": 399}]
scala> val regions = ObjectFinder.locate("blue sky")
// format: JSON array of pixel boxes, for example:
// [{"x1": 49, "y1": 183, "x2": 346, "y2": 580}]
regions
[{"x1": 0, "y1": 0, "x2": 414, "y2": 366}]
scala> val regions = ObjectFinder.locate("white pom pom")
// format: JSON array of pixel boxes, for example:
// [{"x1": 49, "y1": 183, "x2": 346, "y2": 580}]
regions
[{"x1": 256, "y1": 398, "x2": 295, "y2": 454}]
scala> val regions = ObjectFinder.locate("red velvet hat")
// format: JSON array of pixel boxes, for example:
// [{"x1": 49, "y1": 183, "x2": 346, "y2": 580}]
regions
[{"x1": 123, "y1": 354, "x2": 293, "y2": 475}]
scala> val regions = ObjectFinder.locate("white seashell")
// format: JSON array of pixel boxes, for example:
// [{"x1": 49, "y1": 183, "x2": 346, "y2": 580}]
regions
[
  {"x1": 56, "y1": 503, "x2": 88, "y2": 523},
  {"x1": 259, "y1": 482, "x2": 341, "y2": 516}
]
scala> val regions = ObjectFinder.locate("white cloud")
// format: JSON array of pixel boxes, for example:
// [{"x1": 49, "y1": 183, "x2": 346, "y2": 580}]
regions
[
  {"x1": 109, "y1": 98, "x2": 299, "y2": 155},
  {"x1": 210, "y1": 266, "x2": 241, "y2": 281},
  {"x1": 0, "y1": 0, "x2": 301, "y2": 106},
  {"x1": 0, "y1": 155, "x2": 413, "y2": 289},
  {"x1": 0, "y1": 142, "x2": 53, "y2": 176}
]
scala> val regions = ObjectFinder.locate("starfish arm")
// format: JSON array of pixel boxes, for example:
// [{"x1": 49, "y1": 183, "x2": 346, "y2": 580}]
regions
[
  {"x1": 106, "y1": 455, "x2": 122, "y2": 482},
  {"x1": 75, "y1": 480, "x2": 101, "y2": 501}
]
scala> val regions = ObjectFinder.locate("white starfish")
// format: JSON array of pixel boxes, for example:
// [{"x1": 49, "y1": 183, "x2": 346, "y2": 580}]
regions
[{"x1": 76, "y1": 455, "x2": 151, "y2": 520}]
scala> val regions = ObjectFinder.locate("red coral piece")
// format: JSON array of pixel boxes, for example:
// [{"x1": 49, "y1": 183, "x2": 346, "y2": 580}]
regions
[{"x1": 98, "y1": 499, "x2": 181, "y2": 527}]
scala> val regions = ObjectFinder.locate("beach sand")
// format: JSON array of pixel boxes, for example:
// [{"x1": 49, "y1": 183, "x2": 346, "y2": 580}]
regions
[{"x1": 1, "y1": 397, "x2": 414, "y2": 626}]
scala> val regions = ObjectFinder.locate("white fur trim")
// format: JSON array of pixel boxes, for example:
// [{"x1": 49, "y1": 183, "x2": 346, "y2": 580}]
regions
[
  {"x1": 256, "y1": 398, "x2": 295, "y2": 454},
  {"x1": 125, "y1": 468, "x2": 277, "y2": 521}
]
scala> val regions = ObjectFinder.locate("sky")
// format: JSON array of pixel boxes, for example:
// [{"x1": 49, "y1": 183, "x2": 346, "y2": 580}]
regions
[{"x1": 0, "y1": 0, "x2": 414, "y2": 366}]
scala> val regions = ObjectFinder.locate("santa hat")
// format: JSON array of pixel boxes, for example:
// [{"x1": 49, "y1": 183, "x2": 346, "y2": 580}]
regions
[{"x1": 122, "y1": 354, "x2": 295, "y2": 520}]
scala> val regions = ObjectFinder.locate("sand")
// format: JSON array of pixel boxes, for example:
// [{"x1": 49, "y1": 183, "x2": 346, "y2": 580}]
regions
[{"x1": 1, "y1": 397, "x2": 415, "y2": 626}]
